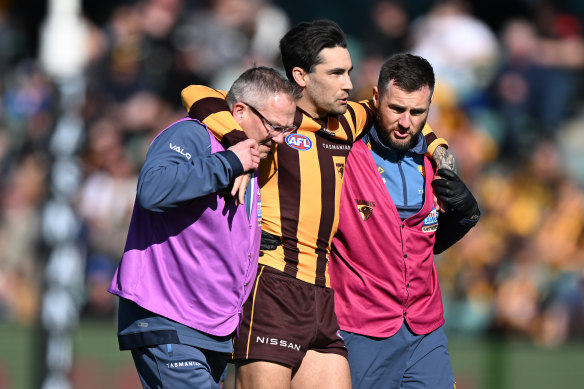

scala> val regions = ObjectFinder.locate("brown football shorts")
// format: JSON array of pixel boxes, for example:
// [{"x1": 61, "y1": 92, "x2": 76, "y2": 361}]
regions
[{"x1": 232, "y1": 265, "x2": 348, "y2": 369}]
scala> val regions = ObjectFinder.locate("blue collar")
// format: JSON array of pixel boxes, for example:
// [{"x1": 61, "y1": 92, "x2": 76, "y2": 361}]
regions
[{"x1": 364, "y1": 126, "x2": 428, "y2": 161}]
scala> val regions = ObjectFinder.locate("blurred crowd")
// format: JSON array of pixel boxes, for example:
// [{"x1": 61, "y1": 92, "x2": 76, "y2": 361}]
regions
[{"x1": 0, "y1": 0, "x2": 583, "y2": 348}]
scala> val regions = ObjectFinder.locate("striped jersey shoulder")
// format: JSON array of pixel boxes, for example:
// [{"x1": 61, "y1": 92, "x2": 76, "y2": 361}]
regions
[
  {"x1": 181, "y1": 85, "x2": 247, "y2": 146},
  {"x1": 343, "y1": 100, "x2": 375, "y2": 140},
  {"x1": 181, "y1": 85, "x2": 227, "y2": 115},
  {"x1": 421, "y1": 123, "x2": 449, "y2": 157}
]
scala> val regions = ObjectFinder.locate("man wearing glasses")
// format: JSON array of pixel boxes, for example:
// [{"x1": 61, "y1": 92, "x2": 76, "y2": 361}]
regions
[
  {"x1": 108, "y1": 66, "x2": 299, "y2": 389},
  {"x1": 239, "y1": 102, "x2": 297, "y2": 158},
  {"x1": 182, "y1": 20, "x2": 451, "y2": 389}
]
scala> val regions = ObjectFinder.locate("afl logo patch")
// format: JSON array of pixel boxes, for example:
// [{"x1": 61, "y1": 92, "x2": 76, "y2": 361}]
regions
[
  {"x1": 422, "y1": 208, "x2": 439, "y2": 232},
  {"x1": 285, "y1": 134, "x2": 312, "y2": 150}
]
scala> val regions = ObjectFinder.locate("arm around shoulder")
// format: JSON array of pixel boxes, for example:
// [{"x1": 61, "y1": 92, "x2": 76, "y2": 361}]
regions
[
  {"x1": 432, "y1": 168, "x2": 480, "y2": 253},
  {"x1": 136, "y1": 120, "x2": 244, "y2": 211},
  {"x1": 422, "y1": 124, "x2": 456, "y2": 172},
  {"x1": 181, "y1": 85, "x2": 247, "y2": 146}
]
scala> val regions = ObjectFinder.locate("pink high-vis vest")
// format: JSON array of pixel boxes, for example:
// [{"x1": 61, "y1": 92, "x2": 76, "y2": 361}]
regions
[
  {"x1": 329, "y1": 140, "x2": 444, "y2": 337},
  {"x1": 109, "y1": 120, "x2": 260, "y2": 337}
]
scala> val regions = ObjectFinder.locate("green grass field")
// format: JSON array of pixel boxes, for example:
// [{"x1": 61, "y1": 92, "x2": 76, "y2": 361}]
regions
[{"x1": 1, "y1": 321, "x2": 583, "y2": 389}]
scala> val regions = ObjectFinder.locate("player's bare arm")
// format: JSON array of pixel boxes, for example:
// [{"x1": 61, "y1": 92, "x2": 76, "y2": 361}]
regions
[{"x1": 432, "y1": 145, "x2": 457, "y2": 173}]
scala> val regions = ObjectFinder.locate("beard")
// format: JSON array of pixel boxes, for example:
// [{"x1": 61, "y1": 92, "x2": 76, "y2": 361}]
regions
[
  {"x1": 376, "y1": 113, "x2": 426, "y2": 152},
  {"x1": 376, "y1": 126, "x2": 419, "y2": 152}
]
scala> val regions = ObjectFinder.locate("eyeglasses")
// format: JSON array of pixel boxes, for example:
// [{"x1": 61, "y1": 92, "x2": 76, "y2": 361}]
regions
[{"x1": 243, "y1": 102, "x2": 297, "y2": 137}]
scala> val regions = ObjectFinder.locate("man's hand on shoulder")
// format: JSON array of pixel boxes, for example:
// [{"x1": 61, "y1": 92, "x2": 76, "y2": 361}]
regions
[{"x1": 432, "y1": 169, "x2": 479, "y2": 220}]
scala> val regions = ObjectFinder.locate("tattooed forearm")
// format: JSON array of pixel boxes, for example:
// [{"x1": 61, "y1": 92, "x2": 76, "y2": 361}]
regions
[{"x1": 432, "y1": 146, "x2": 457, "y2": 173}]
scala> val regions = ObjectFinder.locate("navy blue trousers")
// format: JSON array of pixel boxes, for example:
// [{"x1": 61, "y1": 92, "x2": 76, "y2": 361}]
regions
[
  {"x1": 341, "y1": 323, "x2": 455, "y2": 389},
  {"x1": 131, "y1": 343, "x2": 228, "y2": 389}
]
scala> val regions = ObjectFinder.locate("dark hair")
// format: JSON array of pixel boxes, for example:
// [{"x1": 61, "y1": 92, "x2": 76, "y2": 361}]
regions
[
  {"x1": 279, "y1": 19, "x2": 347, "y2": 82},
  {"x1": 377, "y1": 53, "x2": 435, "y2": 99},
  {"x1": 226, "y1": 66, "x2": 301, "y2": 110}
]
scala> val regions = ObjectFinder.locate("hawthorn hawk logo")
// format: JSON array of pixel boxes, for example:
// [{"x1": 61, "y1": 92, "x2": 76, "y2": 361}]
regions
[
  {"x1": 336, "y1": 162, "x2": 345, "y2": 178},
  {"x1": 356, "y1": 199, "x2": 376, "y2": 221}
]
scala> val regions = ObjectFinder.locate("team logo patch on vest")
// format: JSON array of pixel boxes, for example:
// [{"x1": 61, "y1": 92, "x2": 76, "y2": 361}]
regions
[
  {"x1": 422, "y1": 207, "x2": 439, "y2": 232},
  {"x1": 336, "y1": 162, "x2": 345, "y2": 178},
  {"x1": 356, "y1": 199, "x2": 376, "y2": 221},
  {"x1": 257, "y1": 186, "x2": 262, "y2": 225},
  {"x1": 285, "y1": 134, "x2": 312, "y2": 150}
]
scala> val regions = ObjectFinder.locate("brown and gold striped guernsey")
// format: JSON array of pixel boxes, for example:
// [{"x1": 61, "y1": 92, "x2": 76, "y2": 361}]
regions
[{"x1": 181, "y1": 85, "x2": 447, "y2": 287}]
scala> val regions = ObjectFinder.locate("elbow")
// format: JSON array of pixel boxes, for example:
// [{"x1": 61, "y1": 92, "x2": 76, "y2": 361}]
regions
[
  {"x1": 136, "y1": 192, "x2": 160, "y2": 212},
  {"x1": 433, "y1": 243, "x2": 447, "y2": 255},
  {"x1": 136, "y1": 181, "x2": 165, "y2": 212},
  {"x1": 432, "y1": 241, "x2": 448, "y2": 255}
]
